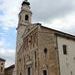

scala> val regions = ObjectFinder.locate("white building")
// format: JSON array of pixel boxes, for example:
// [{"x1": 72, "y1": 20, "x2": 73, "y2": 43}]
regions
[{"x1": 57, "y1": 36, "x2": 75, "y2": 75}]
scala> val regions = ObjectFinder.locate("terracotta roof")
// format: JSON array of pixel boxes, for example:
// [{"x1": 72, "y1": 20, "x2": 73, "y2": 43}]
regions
[{"x1": 0, "y1": 58, "x2": 5, "y2": 62}]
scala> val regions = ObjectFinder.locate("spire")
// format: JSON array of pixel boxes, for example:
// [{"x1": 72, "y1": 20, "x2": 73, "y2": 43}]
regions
[{"x1": 22, "y1": 0, "x2": 30, "y2": 6}]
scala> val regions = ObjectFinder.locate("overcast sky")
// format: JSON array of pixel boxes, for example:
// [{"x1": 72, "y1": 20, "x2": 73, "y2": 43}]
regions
[{"x1": 0, "y1": 0, "x2": 75, "y2": 67}]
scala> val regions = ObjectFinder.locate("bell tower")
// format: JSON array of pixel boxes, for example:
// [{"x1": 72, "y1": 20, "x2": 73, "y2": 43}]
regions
[
  {"x1": 16, "y1": 0, "x2": 32, "y2": 52},
  {"x1": 19, "y1": 0, "x2": 32, "y2": 26},
  {"x1": 16, "y1": 1, "x2": 32, "y2": 75}
]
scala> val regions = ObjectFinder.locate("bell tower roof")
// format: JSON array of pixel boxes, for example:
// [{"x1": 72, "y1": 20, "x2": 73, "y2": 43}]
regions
[{"x1": 22, "y1": 0, "x2": 30, "y2": 6}]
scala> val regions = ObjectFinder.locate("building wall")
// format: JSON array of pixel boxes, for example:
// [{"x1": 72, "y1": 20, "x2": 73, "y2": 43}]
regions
[
  {"x1": 16, "y1": 24, "x2": 61, "y2": 75},
  {"x1": 57, "y1": 36, "x2": 75, "y2": 75},
  {"x1": 0, "y1": 61, "x2": 5, "y2": 75},
  {"x1": 37, "y1": 27, "x2": 59, "y2": 75},
  {"x1": 16, "y1": 1, "x2": 32, "y2": 75}
]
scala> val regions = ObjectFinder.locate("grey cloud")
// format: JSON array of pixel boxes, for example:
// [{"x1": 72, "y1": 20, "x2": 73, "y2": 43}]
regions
[
  {"x1": 65, "y1": 26, "x2": 75, "y2": 35},
  {"x1": 30, "y1": 0, "x2": 74, "y2": 22}
]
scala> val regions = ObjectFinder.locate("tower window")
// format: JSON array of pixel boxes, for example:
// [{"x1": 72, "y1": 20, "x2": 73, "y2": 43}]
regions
[
  {"x1": 44, "y1": 48, "x2": 47, "y2": 54},
  {"x1": 63, "y1": 45, "x2": 67, "y2": 55},
  {"x1": 43, "y1": 70, "x2": 47, "y2": 75},
  {"x1": 25, "y1": 15, "x2": 29, "y2": 20}
]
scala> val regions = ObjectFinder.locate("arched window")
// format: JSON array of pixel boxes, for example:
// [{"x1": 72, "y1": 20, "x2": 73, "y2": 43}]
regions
[
  {"x1": 63, "y1": 45, "x2": 67, "y2": 55},
  {"x1": 25, "y1": 15, "x2": 29, "y2": 20}
]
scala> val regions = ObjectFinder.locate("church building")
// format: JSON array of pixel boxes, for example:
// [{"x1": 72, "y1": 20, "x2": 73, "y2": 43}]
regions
[{"x1": 16, "y1": 0, "x2": 75, "y2": 75}]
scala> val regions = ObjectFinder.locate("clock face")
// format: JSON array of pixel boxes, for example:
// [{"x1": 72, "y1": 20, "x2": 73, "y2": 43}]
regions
[{"x1": 25, "y1": 15, "x2": 29, "y2": 21}]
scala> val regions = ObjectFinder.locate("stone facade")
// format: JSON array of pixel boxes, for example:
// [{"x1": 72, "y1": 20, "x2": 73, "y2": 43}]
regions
[
  {"x1": 16, "y1": 0, "x2": 75, "y2": 75},
  {"x1": 0, "y1": 58, "x2": 5, "y2": 75}
]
